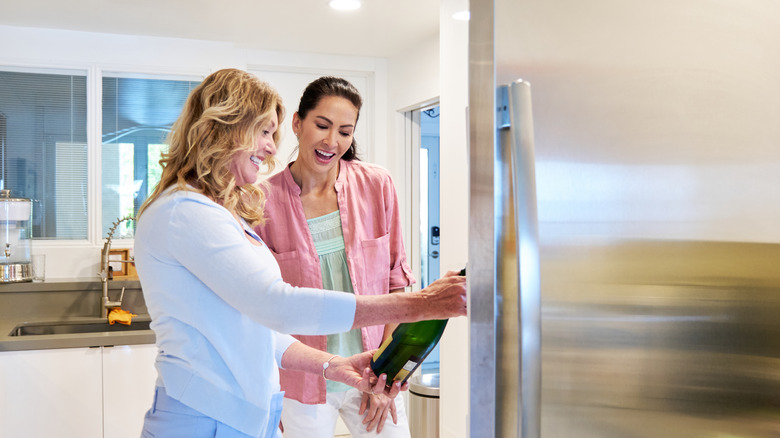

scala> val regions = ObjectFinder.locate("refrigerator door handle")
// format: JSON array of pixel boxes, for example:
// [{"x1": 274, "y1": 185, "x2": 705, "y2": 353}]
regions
[{"x1": 508, "y1": 80, "x2": 542, "y2": 438}]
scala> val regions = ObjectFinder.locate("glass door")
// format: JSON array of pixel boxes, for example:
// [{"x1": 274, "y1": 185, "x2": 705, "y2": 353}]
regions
[{"x1": 419, "y1": 106, "x2": 441, "y2": 289}]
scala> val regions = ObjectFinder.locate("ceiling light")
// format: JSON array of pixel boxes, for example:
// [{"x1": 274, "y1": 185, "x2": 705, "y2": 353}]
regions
[
  {"x1": 452, "y1": 10, "x2": 470, "y2": 21},
  {"x1": 329, "y1": 0, "x2": 362, "y2": 11}
]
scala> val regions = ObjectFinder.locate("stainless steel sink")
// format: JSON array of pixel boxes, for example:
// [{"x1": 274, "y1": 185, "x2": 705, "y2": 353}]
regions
[{"x1": 9, "y1": 318, "x2": 152, "y2": 337}]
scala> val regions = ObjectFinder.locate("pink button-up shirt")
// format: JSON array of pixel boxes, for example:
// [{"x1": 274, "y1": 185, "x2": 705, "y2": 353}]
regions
[{"x1": 256, "y1": 159, "x2": 416, "y2": 404}]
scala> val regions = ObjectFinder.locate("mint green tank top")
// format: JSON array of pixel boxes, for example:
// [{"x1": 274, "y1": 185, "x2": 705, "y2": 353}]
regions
[{"x1": 307, "y1": 210, "x2": 365, "y2": 393}]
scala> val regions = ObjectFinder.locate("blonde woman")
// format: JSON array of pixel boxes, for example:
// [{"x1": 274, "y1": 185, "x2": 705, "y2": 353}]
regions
[{"x1": 133, "y1": 69, "x2": 466, "y2": 438}]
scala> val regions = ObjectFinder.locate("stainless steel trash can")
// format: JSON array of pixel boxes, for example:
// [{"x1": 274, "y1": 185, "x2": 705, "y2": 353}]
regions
[{"x1": 408, "y1": 373, "x2": 440, "y2": 438}]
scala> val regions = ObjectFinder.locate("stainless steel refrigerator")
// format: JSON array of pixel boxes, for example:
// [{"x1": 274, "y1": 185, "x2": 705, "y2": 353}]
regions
[{"x1": 466, "y1": 1, "x2": 780, "y2": 437}]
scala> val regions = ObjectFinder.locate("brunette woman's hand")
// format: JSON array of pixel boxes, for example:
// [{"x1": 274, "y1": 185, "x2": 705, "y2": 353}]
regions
[{"x1": 359, "y1": 391, "x2": 398, "y2": 433}]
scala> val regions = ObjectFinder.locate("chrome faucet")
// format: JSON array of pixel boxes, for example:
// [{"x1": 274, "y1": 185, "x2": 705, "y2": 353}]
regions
[{"x1": 98, "y1": 215, "x2": 135, "y2": 318}]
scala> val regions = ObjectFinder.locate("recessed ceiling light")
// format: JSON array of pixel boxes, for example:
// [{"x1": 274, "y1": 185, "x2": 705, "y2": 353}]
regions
[
  {"x1": 329, "y1": 0, "x2": 362, "y2": 11},
  {"x1": 452, "y1": 10, "x2": 470, "y2": 21}
]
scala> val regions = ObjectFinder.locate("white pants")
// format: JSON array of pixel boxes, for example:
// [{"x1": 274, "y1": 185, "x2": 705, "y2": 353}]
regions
[{"x1": 281, "y1": 388, "x2": 411, "y2": 438}]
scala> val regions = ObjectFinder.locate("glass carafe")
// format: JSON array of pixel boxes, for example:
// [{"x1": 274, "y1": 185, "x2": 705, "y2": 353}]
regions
[{"x1": 1, "y1": 189, "x2": 33, "y2": 282}]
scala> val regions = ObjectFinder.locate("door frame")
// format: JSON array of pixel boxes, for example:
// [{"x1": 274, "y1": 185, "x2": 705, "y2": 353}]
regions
[{"x1": 401, "y1": 98, "x2": 440, "y2": 292}]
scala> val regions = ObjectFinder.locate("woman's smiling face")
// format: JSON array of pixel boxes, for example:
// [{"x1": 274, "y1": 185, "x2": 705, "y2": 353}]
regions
[
  {"x1": 292, "y1": 95, "x2": 358, "y2": 177},
  {"x1": 230, "y1": 111, "x2": 278, "y2": 186}
]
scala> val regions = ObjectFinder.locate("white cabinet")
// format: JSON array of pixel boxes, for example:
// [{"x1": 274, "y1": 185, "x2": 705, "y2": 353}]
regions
[
  {"x1": 0, "y1": 347, "x2": 103, "y2": 438},
  {"x1": 0, "y1": 344, "x2": 157, "y2": 438},
  {"x1": 102, "y1": 344, "x2": 158, "y2": 438}
]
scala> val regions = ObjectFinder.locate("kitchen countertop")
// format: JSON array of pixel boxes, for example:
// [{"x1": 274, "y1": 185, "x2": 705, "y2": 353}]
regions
[{"x1": 0, "y1": 279, "x2": 155, "y2": 352}]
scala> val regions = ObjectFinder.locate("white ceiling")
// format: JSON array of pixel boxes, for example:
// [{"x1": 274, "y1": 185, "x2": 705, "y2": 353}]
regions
[{"x1": 0, "y1": 0, "x2": 440, "y2": 58}]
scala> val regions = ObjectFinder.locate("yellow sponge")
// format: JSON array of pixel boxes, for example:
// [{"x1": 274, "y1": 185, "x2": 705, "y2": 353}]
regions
[{"x1": 108, "y1": 308, "x2": 137, "y2": 325}]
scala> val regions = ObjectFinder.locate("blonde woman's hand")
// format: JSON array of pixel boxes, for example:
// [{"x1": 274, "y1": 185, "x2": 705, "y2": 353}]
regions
[
  {"x1": 327, "y1": 351, "x2": 408, "y2": 399},
  {"x1": 417, "y1": 272, "x2": 467, "y2": 319}
]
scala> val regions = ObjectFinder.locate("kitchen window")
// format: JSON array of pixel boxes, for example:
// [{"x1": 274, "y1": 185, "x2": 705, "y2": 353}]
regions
[
  {"x1": 101, "y1": 74, "x2": 200, "y2": 238},
  {"x1": 0, "y1": 67, "x2": 88, "y2": 240},
  {"x1": 0, "y1": 66, "x2": 200, "y2": 241}
]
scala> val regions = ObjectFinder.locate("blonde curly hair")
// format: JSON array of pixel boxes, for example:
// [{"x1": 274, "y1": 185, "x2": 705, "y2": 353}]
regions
[{"x1": 138, "y1": 68, "x2": 283, "y2": 227}]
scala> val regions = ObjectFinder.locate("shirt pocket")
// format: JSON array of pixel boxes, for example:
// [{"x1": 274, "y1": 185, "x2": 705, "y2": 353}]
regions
[
  {"x1": 361, "y1": 233, "x2": 391, "y2": 293},
  {"x1": 271, "y1": 249, "x2": 302, "y2": 286}
]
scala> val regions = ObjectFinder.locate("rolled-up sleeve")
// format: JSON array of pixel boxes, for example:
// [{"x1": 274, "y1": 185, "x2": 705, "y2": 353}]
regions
[{"x1": 382, "y1": 174, "x2": 415, "y2": 290}]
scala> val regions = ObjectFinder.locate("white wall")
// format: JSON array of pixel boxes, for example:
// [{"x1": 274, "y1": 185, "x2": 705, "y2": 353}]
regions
[
  {"x1": 384, "y1": 31, "x2": 440, "y2": 303},
  {"x1": 385, "y1": 32, "x2": 440, "y2": 193},
  {"x1": 0, "y1": 24, "x2": 388, "y2": 280},
  {"x1": 438, "y1": 1, "x2": 470, "y2": 437}
]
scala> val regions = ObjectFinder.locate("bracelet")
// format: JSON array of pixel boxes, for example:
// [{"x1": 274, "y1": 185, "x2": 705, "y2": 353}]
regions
[{"x1": 322, "y1": 355, "x2": 339, "y2": 380}]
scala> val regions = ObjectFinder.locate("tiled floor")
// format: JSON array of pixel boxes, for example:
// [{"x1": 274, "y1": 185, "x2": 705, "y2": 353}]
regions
[{"x1": 334, "y1": 416, "x2": 351, "y2": 437}]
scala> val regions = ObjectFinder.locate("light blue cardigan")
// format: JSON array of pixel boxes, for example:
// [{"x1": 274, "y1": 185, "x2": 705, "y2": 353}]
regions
[{"x1": 134, "y1": 188, "x2": 356, "y2": 437}]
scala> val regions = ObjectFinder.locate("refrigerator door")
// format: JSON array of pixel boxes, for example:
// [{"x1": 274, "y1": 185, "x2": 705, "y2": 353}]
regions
[{"x1": 468, "y1": 0, "x2": 780, "y2": 437}]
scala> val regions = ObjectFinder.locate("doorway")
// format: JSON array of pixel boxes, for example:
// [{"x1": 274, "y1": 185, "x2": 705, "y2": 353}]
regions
[
  {"x1": 406, "y1": 103, "x2": 442, "y2": 372},
  {"x1": 419, "y1": 106, "x2": 441, "y2": 289}
]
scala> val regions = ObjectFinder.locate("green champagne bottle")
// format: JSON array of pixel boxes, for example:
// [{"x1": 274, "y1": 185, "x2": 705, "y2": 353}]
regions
[{"x1": 370, "y1": 318, "x2": 449, "y2": 385}]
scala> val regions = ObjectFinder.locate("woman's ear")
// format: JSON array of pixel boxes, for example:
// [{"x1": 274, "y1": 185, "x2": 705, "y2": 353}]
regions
[{"x1": 292, "y1": 112, "x2": 301, "y2": 137}]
